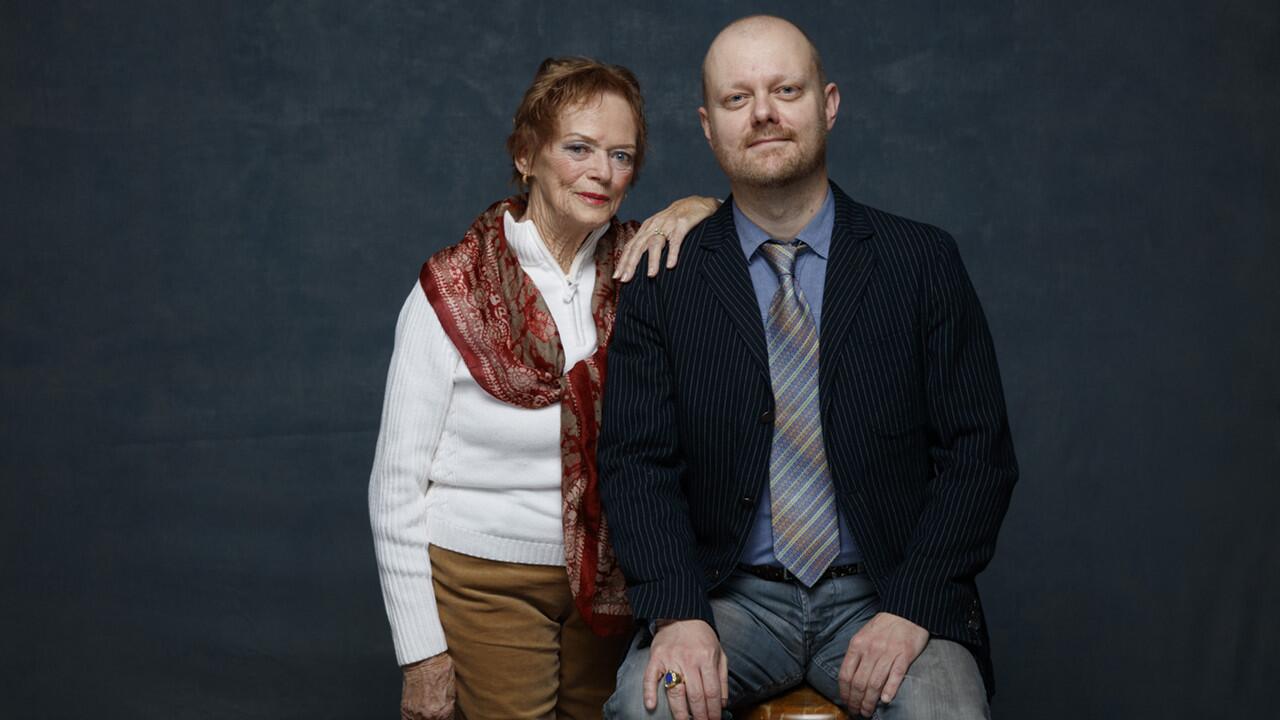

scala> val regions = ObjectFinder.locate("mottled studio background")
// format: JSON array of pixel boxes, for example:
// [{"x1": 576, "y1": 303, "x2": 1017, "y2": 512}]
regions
[{"x1": 3, "y1": 0, "x2": 1277, "y2": 717}]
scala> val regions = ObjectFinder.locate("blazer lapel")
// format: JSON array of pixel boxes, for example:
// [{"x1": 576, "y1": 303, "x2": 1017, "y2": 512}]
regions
[
  {"x1": 820, "y1": 184, "x2": 878, "y2": 408},
  {"x1": 697, "y1": 200, "x2": 770, "y2": 377}
]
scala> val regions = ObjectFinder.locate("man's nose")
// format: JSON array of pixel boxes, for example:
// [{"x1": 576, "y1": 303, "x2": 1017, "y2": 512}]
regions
[{"x1": 751, "y1": 95, "x2": 778, "y2": 125}]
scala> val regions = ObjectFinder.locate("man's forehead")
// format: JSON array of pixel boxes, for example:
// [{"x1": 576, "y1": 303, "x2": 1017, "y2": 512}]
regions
[
  {"x1": 706, "y1": 45, "x2": 814, "y2": 88},
  {"x1": 704, "y1": 21, "x2": 816, "y2": 86}
]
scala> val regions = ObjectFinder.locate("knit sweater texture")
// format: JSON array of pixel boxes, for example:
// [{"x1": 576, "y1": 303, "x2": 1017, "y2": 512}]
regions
[{"x1": 369, "y1": 211, "x2": 607, "y2": 664}]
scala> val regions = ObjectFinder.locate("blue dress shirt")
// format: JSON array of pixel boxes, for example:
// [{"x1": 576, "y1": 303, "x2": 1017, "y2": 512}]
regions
[{"x1": 734, "y1": 189, "x2": 862, "y2": 567}]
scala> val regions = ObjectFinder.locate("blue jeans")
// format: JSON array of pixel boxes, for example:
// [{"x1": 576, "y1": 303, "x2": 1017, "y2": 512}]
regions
[{"x1": 603, "y1": 571, "x2": 989, "y2": 719}]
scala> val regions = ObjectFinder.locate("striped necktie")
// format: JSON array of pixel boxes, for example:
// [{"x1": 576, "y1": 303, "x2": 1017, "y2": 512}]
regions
[{"x1": 759, "y1": 240, "x2": 838, "y2": 586}]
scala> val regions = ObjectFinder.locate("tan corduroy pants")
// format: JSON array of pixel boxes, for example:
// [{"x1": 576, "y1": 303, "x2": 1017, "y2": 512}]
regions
[{"x1": 430, "y1": 544, "x2": 630, "y2": 720}]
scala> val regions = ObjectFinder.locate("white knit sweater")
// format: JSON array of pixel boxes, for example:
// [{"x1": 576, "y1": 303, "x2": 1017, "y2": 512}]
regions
[{"x1": 369, "y1": 212, "x2": 608, "y2": 665}]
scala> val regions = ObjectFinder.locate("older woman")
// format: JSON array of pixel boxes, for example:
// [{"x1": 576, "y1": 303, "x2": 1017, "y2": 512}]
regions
[{"x1": 368, "y1": 57, "x2": 717, "y2": 719}]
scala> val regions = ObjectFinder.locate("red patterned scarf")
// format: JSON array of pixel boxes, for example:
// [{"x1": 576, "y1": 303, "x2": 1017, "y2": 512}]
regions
[{"x1": 419, "y1": 195, "x2": 634, "y2": 636}]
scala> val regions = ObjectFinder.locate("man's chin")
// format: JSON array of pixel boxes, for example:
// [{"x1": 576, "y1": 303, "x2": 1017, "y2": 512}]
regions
[{"x1": 733, "y1": 162, "x2": 805, "y2": 188}]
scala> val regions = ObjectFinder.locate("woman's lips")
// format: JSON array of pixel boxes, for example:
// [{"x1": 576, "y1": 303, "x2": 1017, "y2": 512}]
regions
[{"x1": 577, "y1": 192, "x2": 610, "y2": 205}]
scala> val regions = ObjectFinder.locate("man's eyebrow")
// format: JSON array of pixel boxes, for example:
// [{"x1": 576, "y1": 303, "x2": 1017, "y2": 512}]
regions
[{"x1": 715, "y1": 74, "x2": 804, "y2": 93}]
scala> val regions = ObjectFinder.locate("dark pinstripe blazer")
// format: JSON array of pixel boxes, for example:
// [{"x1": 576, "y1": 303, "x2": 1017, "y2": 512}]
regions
[{"x1": 598, "y1": 182, "x2": 1017, "y2": 692}]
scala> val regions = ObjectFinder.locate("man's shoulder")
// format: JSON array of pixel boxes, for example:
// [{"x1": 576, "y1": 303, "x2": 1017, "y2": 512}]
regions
[
  {"x1": 835, "y1": 192, "x2": 960, "y2": 273},
  {"x1": 848, "y1": 198, "x2": 954, "y2": 251},
  {"x1": 641, "y1": 202, "x2": 731, "y2": 286}
]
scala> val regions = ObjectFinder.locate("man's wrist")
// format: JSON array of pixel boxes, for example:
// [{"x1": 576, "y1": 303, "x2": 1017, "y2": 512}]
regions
[{"x1": 648, "y1": 618, "x2": 680, "y2": 636}]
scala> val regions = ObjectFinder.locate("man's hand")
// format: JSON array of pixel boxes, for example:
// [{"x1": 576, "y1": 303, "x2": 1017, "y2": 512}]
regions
[
  {"x1": 642, "y1": 619, "x2": 729, "y2": 720},
  {"x1": 839, "y1": 612, "x2": 929, "y2": 717},
  {"x1": 401, "y1": 652, "x2": 455, "y2": 720}
]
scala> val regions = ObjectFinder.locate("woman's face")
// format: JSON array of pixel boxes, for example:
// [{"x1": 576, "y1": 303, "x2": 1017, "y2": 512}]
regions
[{"x1": 519, "y1": 92, "x2": 638, "y2": 239}]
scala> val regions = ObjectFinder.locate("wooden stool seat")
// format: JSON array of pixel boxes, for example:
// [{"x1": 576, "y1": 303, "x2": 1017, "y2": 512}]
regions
[{"x1": 742, "y1": 684, "x2": 842, "y2": 719}]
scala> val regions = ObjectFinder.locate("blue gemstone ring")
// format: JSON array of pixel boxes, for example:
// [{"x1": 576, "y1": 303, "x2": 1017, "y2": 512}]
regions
[{"x1": 661, "y1": 670, "x2": 684, "y2": 690}]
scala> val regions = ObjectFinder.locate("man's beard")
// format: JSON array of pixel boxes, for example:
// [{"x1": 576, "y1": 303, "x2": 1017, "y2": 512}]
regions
[{"x1": 714, "y1": 125, "x2": 828, "y2": 189}]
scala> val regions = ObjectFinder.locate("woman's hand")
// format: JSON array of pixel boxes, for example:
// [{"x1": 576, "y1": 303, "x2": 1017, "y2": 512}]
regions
[
  {"x1": 401, "y1": 652, "x2": 455, "y2": 720},
  {"x1": 615, "y1": 196, "x2": 721, "y2": 282}
]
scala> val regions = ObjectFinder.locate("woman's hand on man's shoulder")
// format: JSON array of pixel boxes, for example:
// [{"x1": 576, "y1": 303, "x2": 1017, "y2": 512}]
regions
[{"x1": 616, "y1": 196, "x2": 722, "y2": 282}]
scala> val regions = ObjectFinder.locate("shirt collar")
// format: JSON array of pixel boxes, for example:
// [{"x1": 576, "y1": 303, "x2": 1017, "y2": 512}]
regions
[{"x1": 733, "y1": 187, "x2": 835, "y2": 260}]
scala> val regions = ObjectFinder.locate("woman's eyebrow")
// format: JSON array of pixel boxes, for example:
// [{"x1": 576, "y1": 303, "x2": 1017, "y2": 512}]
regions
[{"x1": 562, "y1": 132, "x2": 635, "y2": 150}]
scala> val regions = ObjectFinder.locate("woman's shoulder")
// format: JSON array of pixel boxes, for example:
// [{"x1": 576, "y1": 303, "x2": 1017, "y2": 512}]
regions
[
  {"x1": 618, "y1": 217, "x2": 641, "y2": 234},
  {"x1": 608, "y1": 217, "x2": 640, "y2": 246}
]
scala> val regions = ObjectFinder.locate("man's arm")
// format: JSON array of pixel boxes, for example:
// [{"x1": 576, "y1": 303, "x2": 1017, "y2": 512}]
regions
[
  {"x1": 599, "y1": 254, "x2": 730, "y2": 720},
  {"x1": 841, "y1": 232, "x2": 1018, "y2": 714},
  {"x1": 876, "y1": 232, "x2": 1019, "y2": 638},
  {"x1": 598, "y1": 254, "x2": 713, "y2": 626}
]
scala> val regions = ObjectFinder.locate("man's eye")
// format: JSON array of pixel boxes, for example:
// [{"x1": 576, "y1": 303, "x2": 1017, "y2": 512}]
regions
[{"x1": 779, "y1": 86, "x2": 798, "y2": 96}]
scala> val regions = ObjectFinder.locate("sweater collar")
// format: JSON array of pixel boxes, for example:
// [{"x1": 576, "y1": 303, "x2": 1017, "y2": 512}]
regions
[{"x1": 504, "y1": 210, "x2": 607, "y2": 282}]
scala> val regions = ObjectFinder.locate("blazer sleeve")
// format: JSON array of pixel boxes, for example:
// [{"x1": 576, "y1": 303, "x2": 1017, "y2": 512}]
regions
[
  {"x1": 598, "y1": 265, "x2": 715, "y2": 627},
  {"x1": 876, "y1": 233, "x2": 1019, "y2": 643}
]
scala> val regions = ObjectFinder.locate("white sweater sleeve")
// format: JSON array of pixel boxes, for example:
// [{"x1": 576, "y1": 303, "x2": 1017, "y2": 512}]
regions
[{"x1": 369, "y1": 283, "x2": 456, "y2": 665}]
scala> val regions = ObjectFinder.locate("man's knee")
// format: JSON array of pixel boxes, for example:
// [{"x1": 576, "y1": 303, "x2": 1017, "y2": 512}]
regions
[
  {"x1": 875, "y1": 639, "x2": 989, "y2": 720},
  {"x1": 604, "y1": 637, "x2": 670, "y2": 720},
  {"x1": 603, "y1": 674, "x2": 670, "y2": 720}
]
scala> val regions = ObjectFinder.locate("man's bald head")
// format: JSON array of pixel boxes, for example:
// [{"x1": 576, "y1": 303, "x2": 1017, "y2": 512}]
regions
[{"x1": 701, "y1": 15, "x2": 826, "y2": 106}]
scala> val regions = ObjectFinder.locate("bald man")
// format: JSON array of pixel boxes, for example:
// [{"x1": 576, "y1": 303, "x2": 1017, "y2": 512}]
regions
[{"x1": 598, "y1": 15, "x2": 1017, "y2": 720}]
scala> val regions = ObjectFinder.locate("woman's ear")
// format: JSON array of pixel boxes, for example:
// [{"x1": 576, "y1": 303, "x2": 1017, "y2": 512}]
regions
[{"x1": 515, "y1": 150, "x2": 532, "y2": 184}]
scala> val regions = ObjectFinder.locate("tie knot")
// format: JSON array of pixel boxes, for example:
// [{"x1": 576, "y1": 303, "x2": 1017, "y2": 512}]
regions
[{"x1": 759, "y1": 240, "x2": 806, "y2": 279}]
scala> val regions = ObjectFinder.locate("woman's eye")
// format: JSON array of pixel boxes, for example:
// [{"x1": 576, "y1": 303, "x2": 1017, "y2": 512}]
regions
[
  {"x1": 565, "y1": 144, "x2": 590, "y2": 156},
  {"x1": 610, "y1": 151, "x2": 634, "y2": 166}
]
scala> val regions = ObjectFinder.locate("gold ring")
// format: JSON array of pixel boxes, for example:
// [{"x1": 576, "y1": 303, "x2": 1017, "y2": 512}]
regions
[
  {"x1": 661, "y1": 669, "x2": 684, "y2": 690},
  {"x1": 652, "y1": 229, "x2": 670, "y2": 240}
]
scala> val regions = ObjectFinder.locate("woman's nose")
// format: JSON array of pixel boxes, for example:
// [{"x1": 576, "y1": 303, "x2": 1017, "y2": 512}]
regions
[{"x1": 588, "y1": 150, "x2": 613, "y2": 182}]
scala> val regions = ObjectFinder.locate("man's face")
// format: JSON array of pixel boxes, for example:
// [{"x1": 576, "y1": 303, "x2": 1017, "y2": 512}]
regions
[{"x1": 699, "y1": 22, "x2": 838, "y2": 189}]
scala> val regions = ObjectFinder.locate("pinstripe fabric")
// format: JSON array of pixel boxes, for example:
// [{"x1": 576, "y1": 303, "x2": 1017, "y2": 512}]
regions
[
  {"x1": 759, "y1": 241, "x2": 838, "y2": 586},
  {"x1": 597, "y1": 182, "x2": 1017, "y2": 695}
]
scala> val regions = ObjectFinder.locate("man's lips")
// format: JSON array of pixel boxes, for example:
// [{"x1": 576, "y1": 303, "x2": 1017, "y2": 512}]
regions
[
  {"x1": 577, "y1": 192, "x2": 610, "y2": 205},
  {"x1": 748, "y1": 136, "x2": 791, "y2": 148}
]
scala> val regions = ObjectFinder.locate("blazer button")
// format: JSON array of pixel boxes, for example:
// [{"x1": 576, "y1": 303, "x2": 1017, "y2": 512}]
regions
[
  {"x1": 967, "y1": 606, "x2": 982, "y2": 631},
  {"x1": 759, "y1": 410, "x2": 773, "y2": 424},
  {"x1": 740, "y1": 496, "x2": 754, "y2": 508}
]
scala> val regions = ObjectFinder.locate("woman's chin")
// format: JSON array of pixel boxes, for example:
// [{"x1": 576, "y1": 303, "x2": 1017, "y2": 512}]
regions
[{"x1": 571, "y1": 205, "x2": 617, "y2": 229}]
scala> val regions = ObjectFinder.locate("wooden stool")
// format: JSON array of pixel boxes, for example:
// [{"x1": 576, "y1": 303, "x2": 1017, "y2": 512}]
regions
[{"x1": 742, "y1": 684, "x2": 842, "y2": 719}]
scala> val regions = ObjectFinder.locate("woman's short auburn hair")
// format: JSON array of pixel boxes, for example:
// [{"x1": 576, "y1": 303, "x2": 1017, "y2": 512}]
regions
[{"x1": 507, "y1": 56, "x2": 648, "y2": 186}]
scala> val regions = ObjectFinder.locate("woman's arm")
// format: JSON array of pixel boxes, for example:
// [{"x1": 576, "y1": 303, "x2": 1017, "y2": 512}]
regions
[
  {"x1": 368, "y1": 284, "x2": 456, "y2": 717},
  {"x1": 615, "y1": 195, "x2": 721, "y2": 282}
]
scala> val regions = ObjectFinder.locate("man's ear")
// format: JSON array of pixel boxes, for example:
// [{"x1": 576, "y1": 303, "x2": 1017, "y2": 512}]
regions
[
  {"x1": 698, "y1": 106, "x2": 713, "y2": 146},
  {"x1": 823, "y1": 82, "x2": 840, "y2": 131}
]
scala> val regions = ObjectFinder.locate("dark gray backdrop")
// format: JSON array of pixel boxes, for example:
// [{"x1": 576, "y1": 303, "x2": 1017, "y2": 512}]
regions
[{"x1": 4, "y1": 0, "x2": 1277, "y2": 717}]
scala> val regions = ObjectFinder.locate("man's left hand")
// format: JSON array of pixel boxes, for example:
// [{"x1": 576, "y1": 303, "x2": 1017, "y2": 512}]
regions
[{"x1": 838, "y1": 611, "x2": 929, "y2": 717}]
